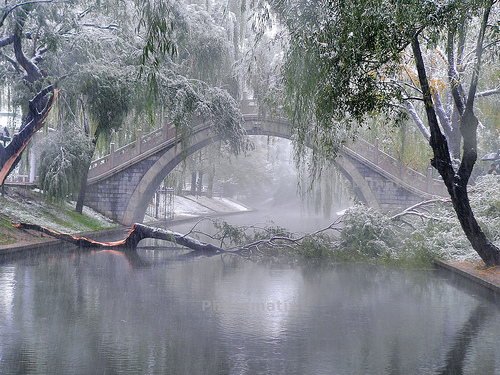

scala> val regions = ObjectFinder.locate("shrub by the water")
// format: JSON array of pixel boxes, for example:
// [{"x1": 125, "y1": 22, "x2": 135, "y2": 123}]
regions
[
  {"x1": 339, "y1": 206, "x2": 399, "y2": 260},
  {"x1": 200, "y1": 177, "x2": 500, "y2": 265},
  {"x1": 336, "y1": 175, "x2": 500, "y2": 264},
  {"x1": 297, "y1": 234, "x2": 333, "y2": 259}
]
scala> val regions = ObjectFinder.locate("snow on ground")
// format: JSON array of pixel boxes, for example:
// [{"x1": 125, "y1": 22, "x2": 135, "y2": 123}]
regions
[
  {"x1": 178, "y1": 196, "x2": 248, "y2": 214},
  {"x1": 1, "y1": 185, "x2": 248, "y2": 232},
  {"x1": 144, "y1": 195, "x2": 250, "y2": 222},
  {"x1": 0, "y1": 188, "x2": 118, "y2": 234}
]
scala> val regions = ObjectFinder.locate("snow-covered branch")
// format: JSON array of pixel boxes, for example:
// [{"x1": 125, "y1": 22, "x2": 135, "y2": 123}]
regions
[
  {"x1": 390, "y1": 198, "x2": 451, "y2": 223},
  {"x1": 432, "y1": 91, "x2": 453, "y2": 136},
  {"x1": 402, "y1": 99, "x2": 430, "y2": 140},
  {"x1": 0, "y1": 0, "x2": 68, "y2": 28},
  {"x1": 82, "y1": 23, "x2": 119, "y2": 30},
  {"x1": 476, "y1": 88, "x2": 500, "y2": 98}
]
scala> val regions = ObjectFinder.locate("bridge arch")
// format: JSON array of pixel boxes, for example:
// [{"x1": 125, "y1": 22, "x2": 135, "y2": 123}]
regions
[
  {"x1": 121, "y1": 115, "x2": 378, "y2": 225},
  {"x1": 85, "y1": 111, "x2": 446, "y2": 225}
]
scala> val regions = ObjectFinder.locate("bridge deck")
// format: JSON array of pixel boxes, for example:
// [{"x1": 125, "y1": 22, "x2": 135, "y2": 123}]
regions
[{"x1": 87, "y1": 111, "x2": 447, "y2": 199}]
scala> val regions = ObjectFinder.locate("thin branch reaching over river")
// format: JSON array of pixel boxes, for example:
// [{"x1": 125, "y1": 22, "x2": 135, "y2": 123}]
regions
[{"x1": 12, "y1": 219, "x2": 344, "y2": 257}]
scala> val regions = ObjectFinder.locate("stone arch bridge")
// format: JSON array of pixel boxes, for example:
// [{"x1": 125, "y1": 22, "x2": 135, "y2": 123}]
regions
[{"x1": 85, "y1": 103, "x2": 447, "y2": 225}]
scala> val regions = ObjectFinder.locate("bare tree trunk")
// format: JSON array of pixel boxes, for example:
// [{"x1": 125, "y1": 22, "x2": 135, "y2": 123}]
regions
[
  {"x1": 76, "y1": 99, "x2": 91, "y2": 214},
  {"x1": 0, "y1": 85, "x2": 56, "y2": 185},
  {"x1": 207, "y1": 173, "x2": 214, "y2": 198},
  {"x1": 197, "y1": 171, "x2": 203, "y2": 196},
  {"x1": 76, "y1": 127, "x2": 101, "y2": 214},
  {"x1": 75, "y1": 166, "x2": 90, "y2": 214},
  {"x1": 190, "y1": 171, "x2": 197, "y2": 195},
  {"x1": 412, "y1": 8, "x2": 500, "y2": 266}
]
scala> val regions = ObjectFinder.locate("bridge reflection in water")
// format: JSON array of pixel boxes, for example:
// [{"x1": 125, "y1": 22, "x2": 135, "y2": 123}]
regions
[
  {"x1": 84, "y1": 101, "x2": 447, "y2": 225},
  {"x1": 0, "y1": 240, "x2": 498, "y2": 374}
]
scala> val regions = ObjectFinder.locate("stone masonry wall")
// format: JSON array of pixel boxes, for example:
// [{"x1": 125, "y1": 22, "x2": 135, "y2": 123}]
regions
[
  {"x1": 85, "y1": 153, "x2": 161, "y2": 222},
  {"x1": 343, "y1": 153, "x2": 424, "y2": 210}
]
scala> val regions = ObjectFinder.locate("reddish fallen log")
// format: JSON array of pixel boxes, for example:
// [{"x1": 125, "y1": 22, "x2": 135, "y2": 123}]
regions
[{"x1": 13, "y1": 222, "x2": 225, "y2": 252}]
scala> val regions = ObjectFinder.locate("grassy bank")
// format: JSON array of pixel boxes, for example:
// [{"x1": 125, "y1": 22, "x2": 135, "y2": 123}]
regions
[{"x1": 0, "y1": 186, "x2": 118, "y2": 247}]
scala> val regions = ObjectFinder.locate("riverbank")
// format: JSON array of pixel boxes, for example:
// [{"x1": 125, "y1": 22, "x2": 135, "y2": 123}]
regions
[
  {"x1": 0, "y1": 185, "x2": 249, "y2": 251},
  {"x1": 144, "y1": 194, "x2": 250, "y2": 223},
  {"x1": 2, "y1": 186, "x2": 500, "y2": 296},
  {"x1": 434, "y1": 259, "x2": 500, "y2": 294}
]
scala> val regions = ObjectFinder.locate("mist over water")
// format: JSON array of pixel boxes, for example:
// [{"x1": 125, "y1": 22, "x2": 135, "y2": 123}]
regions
[
  {"x1": 1, "y1": 235, "x2": 500, "y2": 374},
  {"x1": 167, "y1": 204, "x2": 342, "y2": 239},
  {"x1": 0, "y1": 206, "x2": 498, "y2": 375}
]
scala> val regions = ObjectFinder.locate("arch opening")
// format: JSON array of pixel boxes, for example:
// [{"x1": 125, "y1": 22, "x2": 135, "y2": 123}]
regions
[{"x1": 122, "y1": 117, "x2": 374, "y2": 225}]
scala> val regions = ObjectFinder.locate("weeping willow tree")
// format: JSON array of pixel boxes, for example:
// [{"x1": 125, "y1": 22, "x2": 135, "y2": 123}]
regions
[
  {"x1": 74, "y1": 70, "x2": 133, "y2": 213},
  {"x1": 136, "y1": 0, "x2": 249, "y2": 154},
  {"x1": 20, "y1": 0, "x2": 249, "y2": 212},
  {"x1": 0, "y1": 1, "x2": 62, "y2": 184},
  {"x1": 38, "y1": 126, "x2": 92, "y2": 201},
  {"x1": 265, "y1": 0, "x2": 500, "y2": 265}
]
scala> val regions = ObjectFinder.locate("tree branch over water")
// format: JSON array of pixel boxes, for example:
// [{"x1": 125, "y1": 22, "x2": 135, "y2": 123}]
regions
[{"x1": 12, "y1": 218, "x2": 343, "y2": 257}]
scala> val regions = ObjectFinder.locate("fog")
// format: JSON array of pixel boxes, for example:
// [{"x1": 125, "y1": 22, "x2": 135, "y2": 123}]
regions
[{"x1": 163, "y1": 135, "x2": 354, "y2": 234}]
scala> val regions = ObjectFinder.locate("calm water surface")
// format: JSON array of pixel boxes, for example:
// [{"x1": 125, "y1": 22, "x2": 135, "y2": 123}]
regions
[{"x1": 1, "y1": 211, "x2": 500, "y2": 374}]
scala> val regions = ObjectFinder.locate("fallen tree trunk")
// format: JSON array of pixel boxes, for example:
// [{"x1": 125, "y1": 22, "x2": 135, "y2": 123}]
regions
[{"x1": 13, "y1": 222, "x2": 225, "y2": 252}]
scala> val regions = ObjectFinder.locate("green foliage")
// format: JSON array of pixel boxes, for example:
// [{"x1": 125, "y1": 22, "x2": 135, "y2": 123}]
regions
[
  {"x1": 0, "y1": 232, "x2": 16, "y2": 246},
  {"x1": 211, "y1": 218, "x2": 340, "y2": 261},
  {"x1": 340, "y1": 205, "x2": 399, "y2": 259},
  {"x1": 136, "y1": 0, "x2": 179, "y2": 69},
  {"x1": 80, "y1": 70, "x2": 132, "y2": 135},
  {"x1": 340, "y1": 202, "x2": 474, "y2": 265},
  {"x1": 38, "y1": 126, "x2": 92, "y2": 201},
  {"x1": 213, "y1": 218, "x2": 251, "y2": 247},
  {"x1": 152, "y1": 72, "x2": 249, "y2": 154},
  {"x1": 135, "y1": 0, "x2": 248, "y2": 154},
  {"x1": 262, "y1": 0, "x2": 484, "y2": 178},
  {"x1": 272, "y1": 0, "x2": 415, "y2": 165},
  {"x1": 251, "y1": 224, "x2": 294, "y2": 241},
  {"x1": 296, "y1": 234, "x2": 332, "y2": 259},
  {"x1": 137, "y1": 0, "x2": 237, "y2": 95},
  {"x1": 0, "y1": 216, "x2": 16, "y2": 245},
  {"x1": 191, "y1": 178, "x2": 500, "y2": 266},
  {"x1": 212, "y1": 217, "x2": 294, "y2": 248},
  {"x1": 334, "y1": 177, "x2": 500, "y2": 266},
  {"x1": 64, "y1": 209, "x2": 113, "y2": 232},
  {"x1": 0, "y1": 186, "x2": 118, "y2": 234},
  {"x1": 470, "y1": 175, "x2": 500, "y2": 241}
]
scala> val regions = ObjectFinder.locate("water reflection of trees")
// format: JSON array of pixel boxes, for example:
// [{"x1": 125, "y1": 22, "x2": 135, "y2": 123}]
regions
[
  {"x1": 2, "y1": 246, "x2": 500, "y2": 374},
  {"x1": 434, "y1": 268, "x2": 500, "y2": 374},
  {"x1": 437, "y1": 303, "x2": 490, "y2": 375}
]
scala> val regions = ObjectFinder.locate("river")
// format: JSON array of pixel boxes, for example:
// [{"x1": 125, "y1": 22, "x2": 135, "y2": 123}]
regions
[{"x1": 1, "y1": 209, "x2": 500, "y2": 374}]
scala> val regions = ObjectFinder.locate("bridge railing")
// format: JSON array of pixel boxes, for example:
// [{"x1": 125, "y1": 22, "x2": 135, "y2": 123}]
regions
[
  {"x1": 87, "y1": 104, "x2": 447, "y2": 198},
  {"x1": 88, "y1": 114, "x2": 213, "y2": 180},
  {"x1": 88, "y1": 100, "x2": 258, "y2": 179},
  {"x1": 346, "y1": 138, "x2": 447, "y2": 197},
  {"x1": 88, "y1": 121, "x2": 178, "y2": 179}
]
